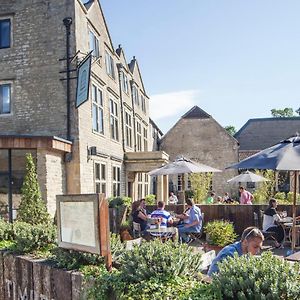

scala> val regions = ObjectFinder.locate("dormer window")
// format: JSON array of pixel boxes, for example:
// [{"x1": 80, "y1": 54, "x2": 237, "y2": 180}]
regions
[
  {"x1": 0, "y1": 19, "x2": 11, "y2": 49},
  {"x1": 105, "y1": 51, "x2": 115, "y2": 79},
  {"x1": 89, "y1": 30, "x2": 100, "y2": 58}
]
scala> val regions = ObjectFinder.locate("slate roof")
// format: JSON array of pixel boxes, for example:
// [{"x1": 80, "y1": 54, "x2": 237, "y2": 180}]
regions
[
  {"x1": 235, "y1": 117, "x2": 300, "y2": 151},
  {"x1": 181, "y1": 106, "x2": 211, "y2": 119}
]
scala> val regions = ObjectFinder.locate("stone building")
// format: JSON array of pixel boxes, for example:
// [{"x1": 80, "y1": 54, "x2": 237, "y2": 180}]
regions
[
  {"x1": 159, "y1": 106, "x2": 239, "y2": 200},
  {"x1": 235, "y1": 117, "x2": 300, "y2": 192},
  {"x1": 0, "y1": 0, "x2": 168, "y2": 219}
]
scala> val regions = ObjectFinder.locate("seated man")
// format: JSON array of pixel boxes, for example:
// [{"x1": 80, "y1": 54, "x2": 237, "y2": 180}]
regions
[
  {"x1": 208, "y1": 227, "x2": 264, "y2": 276},
  {"x1": 150, "y1": 201, "x2": 173, "y2": 228},
  {"x1": 169, "y1": 192, "x2": 178, "y2": 205},
  {"x1": 177, "y1": 198, "x2": 202, "y2": 242}
]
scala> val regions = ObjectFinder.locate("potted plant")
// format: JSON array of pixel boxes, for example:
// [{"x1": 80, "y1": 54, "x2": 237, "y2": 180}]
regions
[{"x1": 204, "y1": 220, "x2": 237, "y2": 253}]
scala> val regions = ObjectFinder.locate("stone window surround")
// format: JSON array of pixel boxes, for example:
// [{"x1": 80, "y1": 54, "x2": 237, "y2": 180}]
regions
[
  {"x1": 109, "y1": 96, "x2": 119, "y2": 141},
  {"x1": 136, "y1": 120, "x2": 142, "y2": 151},
  {"x1": 121, "y1": 70, "x2": 129, "y2": 95},
  {"x1": 105, "y1": 49, "x2": 116, "y2": 80},
  {"x1": 0, "y1": 16, "x2": 12, "y2": 49},
  {"x1": 143, "y1": 127, "x2": 148, "y2": 151},
  {"x1": 0, "y1": 80, "x2": 13, "y2": 116},
  {"x1": 125, "y1": 110, "x2": 133, "y2": 148},
  {"x1": 88, "y1": 26, "x2": 100, "y2": 60}
]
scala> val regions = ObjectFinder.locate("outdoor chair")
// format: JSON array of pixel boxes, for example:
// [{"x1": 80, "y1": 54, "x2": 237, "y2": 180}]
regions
[
  {"x1": 255, "y1": 211, "x2": 277, "y2": 243},
  {"x1": 132, "y1": 222, "x2": 141, "y2": 238},
  {"x1": 125, "y1": 237, "x2": 142, "y2": 250},
  {"x1": 187, "y1": 212, "x2": 205, "y2": 244}
]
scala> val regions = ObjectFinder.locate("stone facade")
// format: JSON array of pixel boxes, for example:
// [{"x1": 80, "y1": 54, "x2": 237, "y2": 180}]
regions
[
  {"x1": 159, "y1": 106, "x2": 239, "y2": 198},
  {"x1": 0, "y1": 0, "x2": 164, "y2": 214}
]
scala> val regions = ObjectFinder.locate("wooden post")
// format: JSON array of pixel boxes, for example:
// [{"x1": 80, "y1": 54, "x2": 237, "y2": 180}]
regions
[
  {"x1": 292, "y1": 171, "x2": 298, "y2": 252},
  {"x1": 98, "y1": 194, "x2": 112, "y2": 271}
]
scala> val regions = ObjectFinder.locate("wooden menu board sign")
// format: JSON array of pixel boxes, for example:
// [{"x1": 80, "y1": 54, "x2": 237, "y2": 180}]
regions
[{"x1": 56, "y1": 194, "x2": 112, "y2": 269}]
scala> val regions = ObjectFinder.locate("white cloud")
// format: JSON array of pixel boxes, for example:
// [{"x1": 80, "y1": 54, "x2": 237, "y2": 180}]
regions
[{"x1": 149, "y1": 90, "x2": 200, "y2": 120}]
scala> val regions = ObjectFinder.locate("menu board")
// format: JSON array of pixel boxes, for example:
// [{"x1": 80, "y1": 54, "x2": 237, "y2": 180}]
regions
[{"x1": 60, "y1": 201, "x2": 96, "y2": 247}]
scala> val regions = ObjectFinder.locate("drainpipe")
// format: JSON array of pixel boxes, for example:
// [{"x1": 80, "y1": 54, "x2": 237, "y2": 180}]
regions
[
  {"x1": 117, "y1": 63, "x2": 126, "y2": 153},
  {"x1": 63, "y1": 17, "x2": 72, "y2": 141}
]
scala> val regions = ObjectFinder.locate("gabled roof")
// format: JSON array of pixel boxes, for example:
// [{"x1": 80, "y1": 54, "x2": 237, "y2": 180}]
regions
[
  {"x1": 116, "y1": 44, "x2": 129, "y2": 72},
  {"x1": 128, "y1": 56, "x2": 147, "y2": 95},
  {"x1": 181, "y1": 106, "x2": 211, "y2": 119},
  {"x1": 235, "y1": 117, "x2": 300, "y2": 151}
]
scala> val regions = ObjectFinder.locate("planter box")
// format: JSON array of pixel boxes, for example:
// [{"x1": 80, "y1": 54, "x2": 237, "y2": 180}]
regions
[{"x1": 0, "y1": 251, "x2": 86, "y2": 300}]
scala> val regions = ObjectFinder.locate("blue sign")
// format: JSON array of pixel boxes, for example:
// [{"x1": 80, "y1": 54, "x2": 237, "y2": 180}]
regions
[{"x1": 76, "y1": 54, "x2": 92, "y2": 108}]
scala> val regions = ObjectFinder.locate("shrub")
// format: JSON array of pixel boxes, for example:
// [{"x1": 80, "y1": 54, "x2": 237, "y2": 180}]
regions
[
  {"x1": 189, "y1": 172, "x2": 213, "y2": 204},
  {"x1": 110, "y1": 233, "x2": 125, "y2": 264},
  {"x1": 204, "y1": 220, "x2": 237, "y2": 247},
  {"x1": 145, "y1": 194, "x2": 156, "y2": 205},
  {"x1": 0, "y1": 219, "x2": 13, "y2": 241},
  {"x1": 252, "y1": 170, "x2": 276, "y2": 204},
  {"x1": 17, "y1": 153, "x2": 51, "y2": 225},
  {"x1": 212, "y1": 251, "x2": 300, "y2": 299},
  {"x1": 12, "y1": 221, "x2": 56, "y2": 253},
  {"x1": 274, "y1": 192, "x2": 286, "y2": 201},
  {"x1": 109, "y1": 196, "x2": 132, "y2": 209},
  {"x1": 118, "y1": 239, "x2": 202, "y2": 283},
  {"x1": 287, "y1": 192, "x2": 300, "y2": 203}
]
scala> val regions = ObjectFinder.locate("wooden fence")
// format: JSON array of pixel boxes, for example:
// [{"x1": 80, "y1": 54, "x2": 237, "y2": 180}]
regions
[
  {"x1": 146, "y1": 204, "x2": 300, "y2": 235},
  {"x1": 0, "y1": 251, "x2": 85, "y2": 300}
]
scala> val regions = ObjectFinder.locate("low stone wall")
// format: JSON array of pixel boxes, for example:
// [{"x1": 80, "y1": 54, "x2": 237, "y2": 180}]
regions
[{"x1": 0, "y1": 251, "x2": 84, "y2": 300}]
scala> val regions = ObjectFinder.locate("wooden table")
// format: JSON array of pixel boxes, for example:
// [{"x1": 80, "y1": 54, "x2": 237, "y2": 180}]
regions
[{"x1": 285, "y1": 251, "x2": 300, "y2": 262}]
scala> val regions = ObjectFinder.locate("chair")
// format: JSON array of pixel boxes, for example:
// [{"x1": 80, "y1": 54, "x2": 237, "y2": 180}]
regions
[
  {"x1": 187, "y1": 212, "x2": 204, "y2": 244},
  {"x1": 255, "y1": 211, "x2": 277, "y2": 242},
  {"x1": 125, "y1": 237, "x2": 142, "y2": 250},
  {"x1": 132, "y1": 222, "x2": 141, "y2": 238}
]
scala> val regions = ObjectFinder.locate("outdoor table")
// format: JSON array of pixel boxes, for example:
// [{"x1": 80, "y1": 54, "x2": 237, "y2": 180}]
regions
[
  {"x1": 285, "y1": 251, "x2": 300, "y2": 262},
  {"x1": 277, "y1": 218, "x2": 293, "y2": 246},
  {"x1": 146, "y1": 227, "x2": 177, "y2": 240},
  {"x1": 280, "y1": 222, "x2": 300, "y2": 247}
]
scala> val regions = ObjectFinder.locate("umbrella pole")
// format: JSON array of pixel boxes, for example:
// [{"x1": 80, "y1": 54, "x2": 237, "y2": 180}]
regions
[
  {"x1": 182, "y1": 174, "x2": 186, "y2": 211},
  {"x1": 292, "y1": 171, "x2": 298, "y2": 252}
]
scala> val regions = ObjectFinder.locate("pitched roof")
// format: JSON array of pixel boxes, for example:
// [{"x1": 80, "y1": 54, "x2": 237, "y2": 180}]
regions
[
  {"x1": 235, "y1": 117, "x2": 300, "y2": 151},
  {"x1": 83, "y1": 0, "x2": 94, "y2": 10},
  {"x1": 181, "y1": 106, "x2": 211, "y2": 119},
  {"x1": 128, "y1": 56, "x2": 147, "y2": 95}
]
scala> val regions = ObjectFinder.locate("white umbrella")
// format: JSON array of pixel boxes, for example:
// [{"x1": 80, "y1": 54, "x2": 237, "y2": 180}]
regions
[
  {"x1": 148, "y1": 156, "x2": 221, "y2": 205},
  {"x1": 227, "y1": 171, "x2": 268, "y2": 184}
]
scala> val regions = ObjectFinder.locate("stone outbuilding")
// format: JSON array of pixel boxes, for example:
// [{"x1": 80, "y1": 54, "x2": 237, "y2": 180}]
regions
[{"x1": 159, "y1": 106, "x2": 239, "y2": 200}]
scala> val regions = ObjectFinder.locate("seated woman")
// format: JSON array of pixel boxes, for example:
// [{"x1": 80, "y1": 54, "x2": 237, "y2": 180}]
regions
[
  {"x1": 131, "y1": 200, "x2": 148, "y2": 232},
  {"x1": 263, "y1": 198, "x2": 284, "y2": 247}
]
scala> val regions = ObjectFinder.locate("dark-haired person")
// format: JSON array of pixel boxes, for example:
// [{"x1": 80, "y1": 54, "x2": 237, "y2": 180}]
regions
[
  {"x1": 263, "y1": 198, "x2": 284, "y2": 247},
  {"x1": 150, "y1": 200, "x2": 173, "y2": 228},
  {"x1": 177, "y1": 198, "x2": 202, "y2": 242},
  {"x1": 131, "y1": 200, "x2": 148, "y2": 232},
  {"x1": 208, "y1": 227, "x2": 264, "y2": 276}
]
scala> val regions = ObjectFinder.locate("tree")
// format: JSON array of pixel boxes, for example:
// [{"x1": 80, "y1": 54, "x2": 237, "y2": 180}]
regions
[
  {"x1": 224, "y1": 125, "x2": 236, "y2": 136},
  {"x1": 189, "y1": 173, "x2": 213, "y2": 203},
  {"x1": 270, "y1": 107, "x2": 294, "y2": 118},
  {"x1": 17, "y1": 153, "x2": 51, "y2": 225}
]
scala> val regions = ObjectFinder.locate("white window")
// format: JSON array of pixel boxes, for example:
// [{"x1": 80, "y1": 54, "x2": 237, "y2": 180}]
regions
[
  {"x1": 144, "y1": 174, "x2": 149, "y2": 196},
  {"x1": 136, "y1": 121, "x2": 142, "y2": 151},
  {"x1": 177, "y1": 175, "x2": 183, "y2": 191},
  {"x1": 141, "y1": 95, "x2": 146, "y2": 113},
  {"x1": 0, "y1": 83, "x2": 11, "y2": 114},
  {"x1": 121, "y1": 71, "x2": 129, "y2": 94},
  {"x1": 110, "y1": 99, "x2": 119, "y2": 141},
  {"x1": 125, "y1": 111, "x2": 132, "y2": 148},
  {"x1": 138, "y1": 173, "x2": 143, "y2": 199},
  {"x1": 132, "y1": 85, "x2": 139, "y2": 106},
  {"x1": 143, "y1": 127, "x2": 148, "y2": 151},
  {"x1": 112, "y1": 166, "x2": 121, "y2": 197},
  {"x1": 89, "y1": 30, "x2": 100, "y2": 58},
  {"x1": 92, "y1": 84, "x2": 104, "y2": 134},
  {"x1": 0, "y1": 19, "x2": 11, "y2": 49},
  {"x1": 105, "y1": 51, "x2": 115, "y2": 79},
  {"x1": 95, "y1": 162, "x2": 106, "y2": 195}
]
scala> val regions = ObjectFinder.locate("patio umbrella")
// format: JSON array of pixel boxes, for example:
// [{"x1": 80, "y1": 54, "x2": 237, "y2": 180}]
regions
[
  {"x1": 227, "y1": 171, "x2": 268, "y2": 183},
  {"x1": 227, "y1": 135, "x2": 300, "y2": 251},
  {"x1": 149, "y1": 156, "x2": 221, "y2": 206}
]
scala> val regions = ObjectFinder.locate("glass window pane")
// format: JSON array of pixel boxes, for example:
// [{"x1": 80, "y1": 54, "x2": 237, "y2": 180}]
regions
[
  {"x1": 101, "y1": 183, "x2": 106, "y2": 194},
  {"x1": 0, "y1": 20, "x2": 10, "y2": 48},
  {"x1": 101, "y1": 164, "x2": 106, "y2": 180},
  {"x1": 96, "y1": 183, "x2": 100, "y2": 193},
  {"x1": 95, "y1": 163, "x2": 100, "y2": 180},
  {"x1": 92, "y1": 104, "x2": 98, "y2": 131}
]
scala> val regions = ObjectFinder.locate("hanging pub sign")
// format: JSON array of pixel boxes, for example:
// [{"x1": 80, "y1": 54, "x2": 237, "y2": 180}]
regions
[
  {"x1": 75, "y1": 52, "x2": 92, "y2": 108},
  {"x1": 56, "y1": 194, "x2": 112, "y2": 269}
]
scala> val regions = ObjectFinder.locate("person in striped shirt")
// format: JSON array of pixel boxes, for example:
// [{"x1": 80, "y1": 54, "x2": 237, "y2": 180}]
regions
[{"x1": 150, "y1": 201, "x2": 173, "y2": 228}]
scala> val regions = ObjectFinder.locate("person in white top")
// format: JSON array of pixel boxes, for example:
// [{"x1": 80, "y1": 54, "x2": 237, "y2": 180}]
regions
[
  {"x1": 169, "y1": 192, "x2": 178, "y2": 205},
  {"x1": 262, "y1": 198, "x2": 284, "y2": 247}
]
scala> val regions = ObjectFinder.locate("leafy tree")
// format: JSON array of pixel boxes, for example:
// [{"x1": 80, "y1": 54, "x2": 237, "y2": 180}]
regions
[
  {"x1": 271, "y1": 107, "x2": 294, "y2": 117},
  {"x1": 189, "y1": 172, "x2": 212, "y2": 203},
  {"x1": 224, "y1": 125, "x2": 236, "y2": 136},
  {"x1": 17, "y1": 153, "x2": 51, "y2": 225},
  {"x1": 252, "y1": 170, "x2": 276, "y2": 203}
]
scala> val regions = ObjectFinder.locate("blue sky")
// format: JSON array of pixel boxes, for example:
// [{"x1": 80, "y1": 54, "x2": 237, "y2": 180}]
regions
[{"x1": 100, "y1": 0, "x2": 300, "y2": 133}]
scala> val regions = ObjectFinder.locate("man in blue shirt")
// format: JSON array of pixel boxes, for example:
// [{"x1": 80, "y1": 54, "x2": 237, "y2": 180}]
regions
[
  {"x1": 208, "y1": 226, "x2": 264, "y2": 276},
  {"x1": 177, "y1": 198, "x2": 202, "y2": 242}
]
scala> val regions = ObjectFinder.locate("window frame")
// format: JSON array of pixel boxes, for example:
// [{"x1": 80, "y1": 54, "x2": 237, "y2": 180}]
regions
[
  {"x1": 112, "y1": 165, "x2": 121, "y2": 197},
  {"x1": 0, "y1": 18, "x2": 11, "y2": 49},
  {"x1": 89, "y1": 29, "x2": 100, "y2": 59},
  {"x1": 0, "y1": 82, "x2": 11, "y2": 115},
  {"x1": 136, "y1": 120, "x2": 142, "y2": 151},
  {"x1": 143, "y1": 127, "x2": 148, "y2": 151},
  {"x1": 121, "y1": 71, "x2": 129, "y2": 94},
  {"x1": 105, "y1": 50, "x2": 115, "y2": 79},
  {"x1": 109, "y1": 98, "x2": 119, "y2": 141},
  {"x1": 94, "y1": 162, "x2": 106, "y2": 195},
  {"x1": 125, "y1": 110, "x2": 133, "y2": 148},
  {"x1": 91, "y1": 84, "x2": 104, "y2": 134}
]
